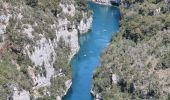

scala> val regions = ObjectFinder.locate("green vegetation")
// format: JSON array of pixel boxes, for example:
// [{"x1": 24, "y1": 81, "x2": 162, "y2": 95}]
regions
[
  {"x1": 49, "y1": 37, "x2": 72, "y2": 97},
  {"x1": 26, "y1": 0, "x2": 60, "y2": 17},
  {"x1": 54, "y1": 37, "x2": 71, "y2": 76},
  {"x1": 0, "y1": 52, "x2": 32, "y2": 100},
  {"x1": 75, "y1": 0, "x2": 88, "y2": 11},
  {"x1": 93, "y1": 0, "x2": 170, "y2": 99}
]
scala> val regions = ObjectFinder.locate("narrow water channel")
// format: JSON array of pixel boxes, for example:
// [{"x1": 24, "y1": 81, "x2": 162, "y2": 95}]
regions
[{"x1": 64, "y1": 2, "x2": 120, "y2": 100}]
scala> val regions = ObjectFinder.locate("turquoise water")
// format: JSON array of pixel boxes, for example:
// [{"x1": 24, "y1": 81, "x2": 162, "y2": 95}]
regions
[{"x1": 64, "y1": 2, "x2": 120, "y2": 100}]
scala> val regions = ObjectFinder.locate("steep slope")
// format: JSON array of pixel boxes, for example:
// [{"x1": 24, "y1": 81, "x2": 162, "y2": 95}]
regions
[
  {"x1": 0, "y1": 0, "x2": 92, "y2": 99},
  {"x1": 92, "y1": 0, "x2": 170, "y2": 100}
]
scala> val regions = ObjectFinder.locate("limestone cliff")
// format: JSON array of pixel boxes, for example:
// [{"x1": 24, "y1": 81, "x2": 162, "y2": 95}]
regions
[{"x1": 0, "y1": 0, "x2": 92, "y2": 100}]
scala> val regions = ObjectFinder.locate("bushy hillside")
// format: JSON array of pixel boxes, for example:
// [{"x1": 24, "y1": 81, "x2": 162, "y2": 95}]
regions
[
  {"x1": 0, "y1": 0, "x2": 92, "y2": 99},
  {"x1": 93, "y1": 0, "x2": 170, "y2": 99}
]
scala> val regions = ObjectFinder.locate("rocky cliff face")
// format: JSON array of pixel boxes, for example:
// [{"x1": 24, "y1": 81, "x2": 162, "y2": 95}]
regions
[
  {"x1": 92, "y1": 0, "x2": 170, "y2": 100},
  {"x1": 0, "y1": 0, "x2": 92, "y2": 100}
]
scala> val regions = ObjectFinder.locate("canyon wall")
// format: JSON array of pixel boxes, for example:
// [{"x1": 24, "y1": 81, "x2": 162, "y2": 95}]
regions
[
  {"x1": 0, "y1": 0, "x2": 92, "y2": 100},
  {"x1": 92, "y1": 0, "x2": 170, "y2": 100}
]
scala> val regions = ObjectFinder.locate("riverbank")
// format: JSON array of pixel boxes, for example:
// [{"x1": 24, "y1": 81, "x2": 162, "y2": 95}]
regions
[{"x1": 92, "y1": 0, "x2": 170, "y2": 99}]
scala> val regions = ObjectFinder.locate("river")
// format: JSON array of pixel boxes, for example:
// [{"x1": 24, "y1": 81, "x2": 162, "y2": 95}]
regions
[{"x1": 64, "y1": 2, "x2": 120, "y2": 100}]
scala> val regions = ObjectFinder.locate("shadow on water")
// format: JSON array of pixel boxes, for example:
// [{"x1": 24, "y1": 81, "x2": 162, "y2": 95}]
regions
[{"x1": 63, "y1": 2, "x2": 120, "y2": 100}]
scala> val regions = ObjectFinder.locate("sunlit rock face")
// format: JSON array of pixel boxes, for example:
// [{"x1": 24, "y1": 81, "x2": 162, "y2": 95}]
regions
[
  {"x1": 0, "y1": 3, "x2": 11, "y2": 42},
  {"x1": 0, "y1": 0, "x2": 92, "y2": 99},
  {"x1": 11, "y1": 87, "x2": 30, "y2": 100},
  {"x1": 26, "y1": 38, "x2": 56, "y2": 88},
  {"x1": 78, "y1": 15, "x2": 93, "y2": 34}
]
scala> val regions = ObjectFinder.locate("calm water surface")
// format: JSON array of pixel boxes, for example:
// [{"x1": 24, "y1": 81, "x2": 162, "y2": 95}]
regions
[{"x1": 64, "y1": 2, "x2": 120, "y2": 100}]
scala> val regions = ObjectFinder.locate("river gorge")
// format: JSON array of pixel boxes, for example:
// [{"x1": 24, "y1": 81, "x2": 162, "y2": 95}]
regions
[
  {"x1": 1, "y1": 0, "x2": 169, "y2": 100},
  {"x1": 64, "y1": 2, "x2": 120, "y2": 100}
]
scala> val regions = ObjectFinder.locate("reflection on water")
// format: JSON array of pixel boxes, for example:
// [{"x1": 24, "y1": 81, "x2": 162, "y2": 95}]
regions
[{"x1": 64, "y1": 2, "x2": 120, "y2": 100}]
